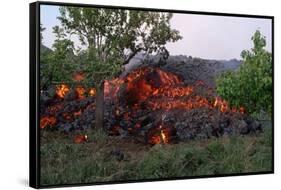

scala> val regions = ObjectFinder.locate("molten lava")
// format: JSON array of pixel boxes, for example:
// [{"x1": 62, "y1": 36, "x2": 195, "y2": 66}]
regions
[
  {"x1": 75, "y1": 86, "x2": 86, "y2": 99},
  {"x1": 148, "y1": 125, "x2": 173, "y2": 145},
  {"x1": 40, "y1": 116, "x2": 57, "y2": 129},
  {"x1": 56, "y1": 84, "x2": 96, "y2": 99},
  {"x1": 160, "y1": 125, "x2": 168, "y2": 144},
  {"x1": 119, "y1": 67, "x2": 245, "y2": 114},
  {"x1": 74, "y1": 134, "x2": 88, "y2": 144},
  {"x1": 56, "y1": 84, "x2": 70, "y2": 98},
  {"x1": 213, "y1": 97, "x2": 228, "y2": 112},
  {"x1": 124, "y1": 67, "x2": 186, "y2": 105},
  {"x1": 41, "y1": 67, "x2": 247, "y2": 146},
  {"x1": 89, "y1": 88, "x2": 96, "y2": 96}
]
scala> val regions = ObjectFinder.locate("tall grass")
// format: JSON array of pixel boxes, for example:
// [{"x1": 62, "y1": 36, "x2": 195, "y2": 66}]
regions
[{"x1": 40, "y1": 127, "x2": 272, "y2": 185}]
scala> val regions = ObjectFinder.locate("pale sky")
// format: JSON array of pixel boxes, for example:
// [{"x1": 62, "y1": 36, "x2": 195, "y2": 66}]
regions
[{"x1": 41, "y1": 5, "x2": 272, "y2": 60}]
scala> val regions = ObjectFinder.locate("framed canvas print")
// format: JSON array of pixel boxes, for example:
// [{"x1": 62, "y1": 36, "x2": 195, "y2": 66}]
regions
[{"x1": 29, "y1": 1, "x2": 274, "y2": 188}]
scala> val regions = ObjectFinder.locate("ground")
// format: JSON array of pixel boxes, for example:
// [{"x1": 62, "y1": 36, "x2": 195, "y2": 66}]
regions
[{"x1": 40, "y1": 126, "x2": 272, "y2": 186}]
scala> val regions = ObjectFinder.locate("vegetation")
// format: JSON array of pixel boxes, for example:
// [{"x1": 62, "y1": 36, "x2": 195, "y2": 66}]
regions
[
  {"x1": 40, "y1": 7, "x2": 182, "y2": 129},
  {"x1": 39, "y1": 8, "x2": 273, "y2": 186},
  {"x1": 40, "y1": 26, "x2": 76, "y2": 89},
  {"x1": 40, "y1": 127, "x2": 272, "y2": 185},
  {"x1": 216, "y1": 30, "x2": 272, "y2": 117}
]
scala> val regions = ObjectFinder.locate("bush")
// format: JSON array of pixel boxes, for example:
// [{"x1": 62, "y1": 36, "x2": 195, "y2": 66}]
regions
[{"x1": 216, "y1": 30, "x2": 272, "y2": 116}]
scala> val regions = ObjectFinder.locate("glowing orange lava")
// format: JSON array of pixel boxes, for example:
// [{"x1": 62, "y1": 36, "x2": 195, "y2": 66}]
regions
[
  {"x1": 75, "y1": 86, "x2": 86, "y2": 99},
  {"x1": 56, "y1": 84, "x2": 70, "y2": 98},
  {"x1": 148, "y1": 125, "x2": 171, "y2": 145},
  {"x1": 89, "y1": 88, "x2": 96, "y2": 96},
  {"x1": 40, "y1": 116, "x2": 57, "y2": 129},
  {"x1": 74, "y1": 134, "x2": 88, "y2": 144}
]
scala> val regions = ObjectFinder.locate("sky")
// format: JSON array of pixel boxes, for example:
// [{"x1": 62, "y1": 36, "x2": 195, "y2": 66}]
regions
[{"x1": 41, "y1": 5, "x2": 272, "y2": 60}]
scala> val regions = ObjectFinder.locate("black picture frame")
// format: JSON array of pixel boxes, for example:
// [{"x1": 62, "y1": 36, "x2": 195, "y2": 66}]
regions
[{"x1": 30, "y1": 1, "x2": 274, "y2": 188}]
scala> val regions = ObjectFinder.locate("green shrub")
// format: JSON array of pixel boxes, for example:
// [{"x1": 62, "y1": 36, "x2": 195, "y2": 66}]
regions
[{"x1": 216, "y1": 30, "x2": 272, "y2": 116}]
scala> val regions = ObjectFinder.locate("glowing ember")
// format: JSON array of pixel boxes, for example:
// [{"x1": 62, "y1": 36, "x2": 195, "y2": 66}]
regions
[
  {"x1": 239, "y1": 107, "x2": 246, "y2": 114},
  {"x1": 148, "y1": 125, "x2": 172, "y2": 145},
  {"x1": 89, "y1": 88, "x2": 96, "y2": 96},
  {"x1": 40, "y1": 116, "x2": 56, "y2": 129},
  {"x1": 213, "y1": 97, "x2": 245, "y2": 113},
  {"x1": 213, "y1": 97, "x2": 228, "y2": 112},
  {"x1": 160, "y1": 125, "x2": 168, "y2": 144},
  {"x1": 56, "y1": 84, "x2": 70, "y2": 98},
  {"x1": 75, "y1": 86, "x2": 86, "y2": 99},
  {"x1": 160, "y1": 130, "x2": 167, "y2": 143},
  {"x1": 74, "y1": 134, "x2": 88, "y2": 144}
]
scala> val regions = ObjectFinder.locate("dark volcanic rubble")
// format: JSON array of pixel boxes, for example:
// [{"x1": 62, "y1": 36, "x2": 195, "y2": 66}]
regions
[{"x1": 40, "y1": 63, "x2": 261, "y2": 145}]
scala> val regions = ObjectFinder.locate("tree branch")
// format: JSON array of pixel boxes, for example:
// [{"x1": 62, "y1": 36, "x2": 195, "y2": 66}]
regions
[{"x1": 123, "y1": 48, "x2": 143, "y2": 65}]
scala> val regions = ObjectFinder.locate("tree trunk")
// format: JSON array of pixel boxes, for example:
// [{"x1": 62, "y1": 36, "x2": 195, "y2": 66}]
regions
[{"x1": 95, "y1": 81, "x2": 104, "y2": 130}]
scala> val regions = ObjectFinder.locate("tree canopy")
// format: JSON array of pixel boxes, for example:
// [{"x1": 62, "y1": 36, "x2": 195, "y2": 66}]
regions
[{"x1": 57, "y1": 7, "x2": 182, "y2": 83}]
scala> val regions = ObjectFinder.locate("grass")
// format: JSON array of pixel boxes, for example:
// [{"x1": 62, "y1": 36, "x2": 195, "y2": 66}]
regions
[{"x1": 40, "y1": 127, "x2": 272, "y2": 186}]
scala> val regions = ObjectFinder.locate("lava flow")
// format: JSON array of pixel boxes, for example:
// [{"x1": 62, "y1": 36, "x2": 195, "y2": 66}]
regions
[
  {"x1": 40, "y1": 66, "x2": 247, "y2": 145},
  {"x1": 119, "y1": 67, "x2": 245, "y2": 114},
  {"x1": 147, "y1": 124, "x2": 174, "y2": 145},
  {"x1": 40, "y1": 116, "x2": 57, "y2": 129},
  {"x1": 56, "y1": 84, "x2": 70, "y2": 99}
]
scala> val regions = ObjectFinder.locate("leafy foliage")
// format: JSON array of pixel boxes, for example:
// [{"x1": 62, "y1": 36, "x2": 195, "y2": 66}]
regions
[
  {"x1": 40, "y1": 26, "x2": 76, "y2": 89},
  {"x1": 40, "y1": 8, "x2": 182, "y2": 130},
  {"x1": 57, "y1": 7, "x2": 182, "y2": 84},
  {"x1": 216, "y1": 30, "x2": 272, "y2": 116},
  {"x1": 40, "y1": 7, "x2": 182, "y2": 89}
]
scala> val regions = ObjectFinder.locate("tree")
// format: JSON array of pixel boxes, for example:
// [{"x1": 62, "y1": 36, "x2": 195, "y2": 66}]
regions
[
  {"x1": 40, "y1": 26, "x2": 76, "y2": 89},
  {"x1": 216, "y1": 30, "x2": 272, "y2": 117},
  {"x1": 57, "y1": 7, "x2": 182, "y2": 130}
]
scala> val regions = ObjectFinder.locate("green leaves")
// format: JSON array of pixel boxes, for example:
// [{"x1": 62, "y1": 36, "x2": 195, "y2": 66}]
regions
[
  {"x1": 50, "y1": 7, "x2": 182, "y2": 88},
  {"x1": 216, "y1": 30, "x2": 272, "y2": 117},
  {"x1": 41, "y1": 7, "x2": 182, "y2": 92},
  {"x1": 40, "y1": 25, "x2": 77, "y2": 89}
]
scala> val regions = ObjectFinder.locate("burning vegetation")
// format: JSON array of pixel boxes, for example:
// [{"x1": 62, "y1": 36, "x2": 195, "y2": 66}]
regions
[{"x1": 40, "y1": 66, "x2": 261, "y2": 145}]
